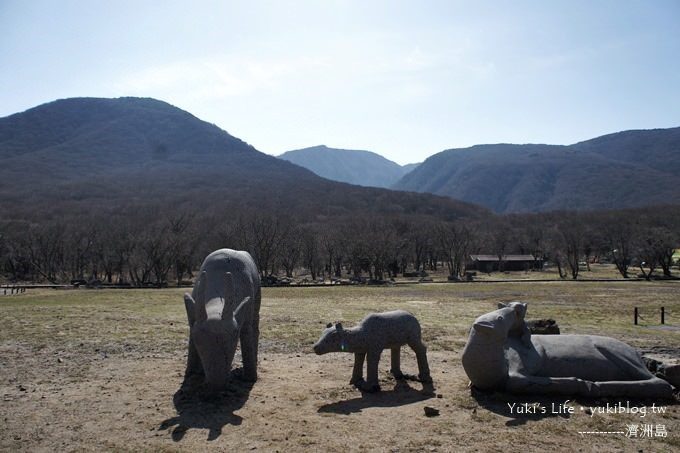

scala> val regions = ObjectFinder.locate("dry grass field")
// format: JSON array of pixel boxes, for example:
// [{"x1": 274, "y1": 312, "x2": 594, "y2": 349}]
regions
[{"x1": 1, "y1": 275, "x2": 679, "y2": 452}]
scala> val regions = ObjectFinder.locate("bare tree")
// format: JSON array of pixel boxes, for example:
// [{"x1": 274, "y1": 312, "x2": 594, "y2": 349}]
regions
[
  {"x1": 92, "y1": 222, "x2": 129, "y2": 284},
  {"x1": 300, "y1": 225, "x2": 323, "y2": 281},
  {"x1": 513, "y1": 215, "x2": 549, "y2": 271},
  {"x1": 599, "y1": 212, "x2": 635, "y2": 279},
  {"x1": 234, "y1": 212, "x2": 293, "y2": 278},
  {"x1": 62, "y1": 222, "x2": 97, "y2": 282},
  {"x1": 485, "y1": 218, "x2": 511, "y2": 272},
  {"x1": 436, "y1": 221, "x2": 474, "y2": 279},
  {"x1": 554, "y1": 214, "x2": 588, "y2": 280},
  {"x1": 635, "y1": 209, "x2": 680, "y2": 278},
  {"x1": 165, "y1": 211, "x2": 201, "y2": 285},
  {"x1": 320, "y1": 227, "x2": 344, "y2": 278},
  {"x1": 25, "y1": 222, "x2": 66, "y2": 283},
  {"x1": 279, "y1": 225, "x2": 302, "y2": 278},
  {"x1": 402, "y1": 218, "x2": 436, "y2": 273}
]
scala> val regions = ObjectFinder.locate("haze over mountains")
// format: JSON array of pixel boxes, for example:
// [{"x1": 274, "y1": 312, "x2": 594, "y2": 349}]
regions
[
  {"x1": 1, "y1": 97, "x2": 678, "y2": 220},
  {"x1": 279, "y1": 145, "x2": 417, "y2": 188},
  {"x1": 394, "y1": 129, "x2": 680, "y2": 213},
  {"x1": 282, "y1": 129, "x2": 680, "y2": 213},
  {"x1": 0, "y1": 97, "x2": 486, "y2": 223}
]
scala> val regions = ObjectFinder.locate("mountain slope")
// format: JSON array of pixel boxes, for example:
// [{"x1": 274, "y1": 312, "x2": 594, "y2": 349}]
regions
[
  {"x1": 393, "y1": 128, "x2": 680, "y2": 213},
  {"x1": 278, "y1": 145, "x2": 414, "y2": 188},
  {"x1": 0, "y1": 97, "x2": 488, "y2": 222},
  {"x1": 571, "y1": 127, "x2": 680, "y2": 176}
]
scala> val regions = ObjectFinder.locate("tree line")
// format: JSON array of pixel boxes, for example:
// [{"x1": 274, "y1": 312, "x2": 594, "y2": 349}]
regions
[{"x1": 1, "y1": 205, "x2": 679, "y2": 285}]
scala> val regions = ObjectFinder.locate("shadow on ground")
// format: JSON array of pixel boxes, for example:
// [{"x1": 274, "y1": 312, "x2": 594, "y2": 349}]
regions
[
  {"x1": 318, "y1": 379, "x2": 435, "y2": 415},
  {"x1": 159, "y1": 368, "x2": 254, "y2": 441}
]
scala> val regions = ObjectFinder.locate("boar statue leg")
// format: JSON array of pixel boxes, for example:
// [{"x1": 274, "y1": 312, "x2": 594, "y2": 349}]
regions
[
  {"x1": 238, "y1": 286, "x2": 261, "y2": 382},
  {"x1": 351, "y1": 353, "x2": 365, "y2": 385},
  {"x1": 184, "y1": 338, "x2": 203, "y2": 381},
  {"x1": 183, "y1": 290, "x2": 203, "y2": 383},
  {"x1": 239, "y1": 322, "x2": 258, "y2": 381}
]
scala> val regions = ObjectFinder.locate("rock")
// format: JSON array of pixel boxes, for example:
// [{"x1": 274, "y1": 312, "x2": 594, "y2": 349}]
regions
[
  {"x1": 642, "y1": 356, "x2": 663, "y2": 373},
  {"x1": 424, "y1": 406, "x2": 440, "y2": 417},
  {"x1": 658, "y1": 364, "x2": 680, "y2": 388}
]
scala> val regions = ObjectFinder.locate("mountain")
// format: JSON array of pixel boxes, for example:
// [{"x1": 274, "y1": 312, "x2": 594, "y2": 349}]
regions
[
  {"x1": 392, "y1": 128, "x2": 680, "y2": 213},
  {"x1": 278, "y1": 145, "x2": 417, "y2": 188},
  {"x1": 0, "y1": 97, "x2": 488, "y2": 223}
]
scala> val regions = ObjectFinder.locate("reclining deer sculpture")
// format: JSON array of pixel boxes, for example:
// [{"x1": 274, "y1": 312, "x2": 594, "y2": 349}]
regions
[{"x1": 461, "y1": 302, "x2": 674, "y2": 398}]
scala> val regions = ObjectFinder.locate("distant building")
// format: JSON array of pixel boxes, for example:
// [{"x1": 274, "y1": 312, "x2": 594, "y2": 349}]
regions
[{"x1": 468, "y1": 254, "x2": 542, "y2": 272}]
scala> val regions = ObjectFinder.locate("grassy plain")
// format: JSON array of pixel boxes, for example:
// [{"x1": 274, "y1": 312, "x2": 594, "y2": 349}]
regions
[{"x1": 1, "y1": 278, "x2": 679, "y2": 451}]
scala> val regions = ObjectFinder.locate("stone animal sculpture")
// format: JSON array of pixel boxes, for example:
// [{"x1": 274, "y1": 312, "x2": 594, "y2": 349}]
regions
[
  {"x1": 313, "y1": 310, "x2": 432, "y2": 392},
  {"x1": 183, "y1": 249, "x2": 261, "y2": 391},
  {"x1": 461, "y1": 302, "x2": 674, "y2": 398}
]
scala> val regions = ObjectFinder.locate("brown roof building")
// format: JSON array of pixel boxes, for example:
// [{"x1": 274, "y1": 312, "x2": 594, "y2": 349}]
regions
[{"x1": 468, "y1": 254, "x2": 543, "y2": 272}]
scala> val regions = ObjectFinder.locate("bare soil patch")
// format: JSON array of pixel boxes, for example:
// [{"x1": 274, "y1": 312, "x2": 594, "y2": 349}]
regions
[{"x1": 1, "y1": 282, "x2": 679, "y2": 452}]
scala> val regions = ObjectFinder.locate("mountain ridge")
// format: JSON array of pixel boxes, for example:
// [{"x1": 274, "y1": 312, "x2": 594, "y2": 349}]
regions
[
  {"x1": 0, "y1": 97, "x2": 488, "y2": 223},
  {"x1": 392, "y1": 128, "x2": 680, "y2": 213},
  {"x1": 278, "y1": 145, "x2": 414, "y2": 188},
  {"x1": 3, "y1": 97, "x2": 677, "y2": 217}
]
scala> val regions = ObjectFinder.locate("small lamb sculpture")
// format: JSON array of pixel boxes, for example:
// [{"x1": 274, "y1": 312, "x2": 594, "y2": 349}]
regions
[
  {"x1": 461, "y1": 302, "x2": 674, "y2": 398},
  {"x1": 313, "y1": 310, "x2": 432, "y2": 392}
]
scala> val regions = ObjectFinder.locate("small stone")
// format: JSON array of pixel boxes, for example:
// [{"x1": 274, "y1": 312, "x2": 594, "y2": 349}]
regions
[{"x1": 424, "y1": 406, "x2": 440, "y2": 417}]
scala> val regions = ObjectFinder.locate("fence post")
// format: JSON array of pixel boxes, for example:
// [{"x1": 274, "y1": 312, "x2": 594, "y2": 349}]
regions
[
  {"x1": 634, "y1": 307, "x2": 638, "y2": 325},
  {"x1": 661, "y1": 307, "x2": 665, "y2": 325}
]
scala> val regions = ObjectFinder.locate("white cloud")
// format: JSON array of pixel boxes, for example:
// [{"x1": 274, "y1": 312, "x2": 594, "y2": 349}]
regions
[{"x1": 114, "y1": 53, "x2": 340, "y2": 103}]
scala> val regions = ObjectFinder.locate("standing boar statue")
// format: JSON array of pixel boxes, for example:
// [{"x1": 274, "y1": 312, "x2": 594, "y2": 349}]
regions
[
  {"x1": 313, "y1": 310, "x2": 432, "y2": 392},
  {"x1": 461, "y1": 302, "x2": 674, "y2": 398},
  {"x1": 183, "y1": 249, "x2": 261, "y2": 391}
]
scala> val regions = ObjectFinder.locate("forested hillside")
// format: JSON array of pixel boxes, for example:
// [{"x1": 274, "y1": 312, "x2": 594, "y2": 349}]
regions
[
  {"x1": 393, "y1": 128, "x2": 680, "y2": 213},
  {"x1": 1, "y1": 98, "x2": 678, "y2": 287},
  {"x1": 0, "y1": 97, "x2": 489, "y2": 285},
  {"x1": 0, "y1": 97, "x2": 486, "y2": 222}
]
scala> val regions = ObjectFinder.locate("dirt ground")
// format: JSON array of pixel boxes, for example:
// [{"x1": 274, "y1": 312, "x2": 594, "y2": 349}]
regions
[{"x1": 2, "y1": 339, "x2": 679, "y2": 452}]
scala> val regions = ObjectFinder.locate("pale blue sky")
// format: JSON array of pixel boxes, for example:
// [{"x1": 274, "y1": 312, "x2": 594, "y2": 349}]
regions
[{"x1": 1, "y1": 0, "x2": 679, "y2": 164}]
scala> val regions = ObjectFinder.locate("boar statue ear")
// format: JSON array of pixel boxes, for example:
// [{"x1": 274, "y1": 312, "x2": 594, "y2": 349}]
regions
[
  {"x1": 335, "y1": 322, "x2": 344, "y2": 332},
  {"x1": 222, "y1": 272, "x2": 235, "y2": 321},
  {"x1": 184, "y1": 293, "x2": 196, "y2": 327},
  {"x1": 326, "y1": 322, "x2": 333, "y2": 328},
  {"x1": 194, "y1": 271, "x2": 208, "y2": 323},
  {"x1": 185, "y1": 272, "x2": 207, "y2": 325},
  {"x1": 233, "y1": 297, "x2": 252, "y2": 326},
  {"x1": 498, "y1": 302, "x2": 507, "y2": 309}
]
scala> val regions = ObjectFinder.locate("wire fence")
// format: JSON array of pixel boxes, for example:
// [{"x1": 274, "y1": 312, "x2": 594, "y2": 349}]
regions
[{"x1": 634, "y1": 306, "x2": 668, "y2": 325}]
